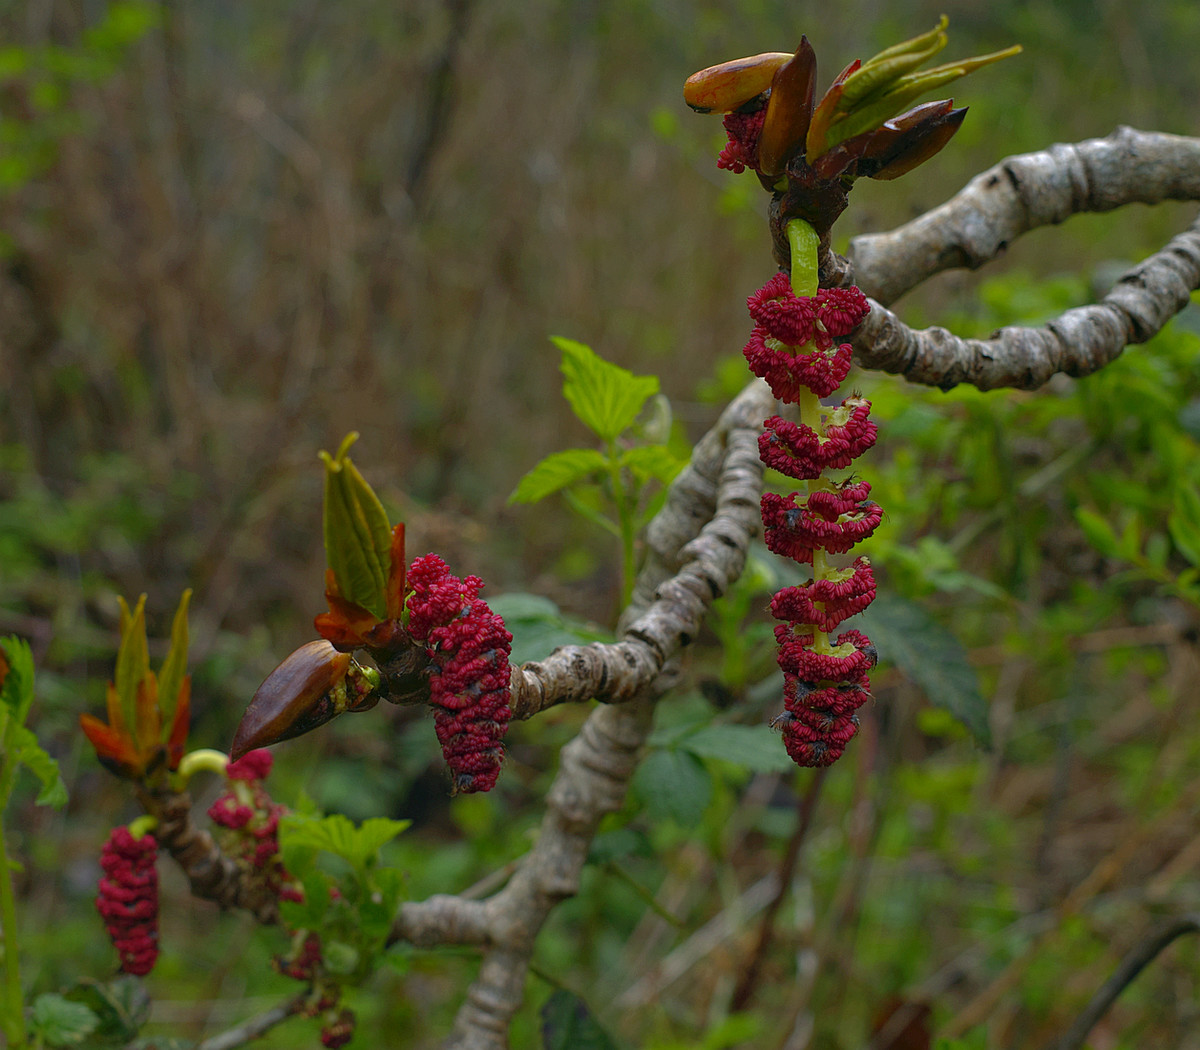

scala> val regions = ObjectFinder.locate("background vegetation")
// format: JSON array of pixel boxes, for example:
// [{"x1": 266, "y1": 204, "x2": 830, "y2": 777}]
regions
[{"x1": 2, "y1": 0, "x2": 1199, "y2": 1046}]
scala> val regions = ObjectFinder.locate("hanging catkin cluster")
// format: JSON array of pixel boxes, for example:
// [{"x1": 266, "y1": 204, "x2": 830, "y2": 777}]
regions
[{"x1": 743, "y1": 273, "x2": 881, "y2": 766}]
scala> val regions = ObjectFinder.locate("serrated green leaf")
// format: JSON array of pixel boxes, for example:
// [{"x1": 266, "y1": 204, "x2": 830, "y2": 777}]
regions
[
  {"x1": 114, "y1": 595, "x2": 148, "y2": 735},
  {"x1": 620, "y1": 444, "x2": 685, "y2": 486},
  {"x1": 280, "y1": 812, "x2": 407, "y2": 871},
  {"x1": 11, "y1": 722, "x2": 67, "y2": 807},
  {"x1": 553, "y1": 337, "x2": 659, "y2": 442},
  {"x1": 677, "y1": 724, "x2": 796, "y2": 773},
  {"x1": 156, "y1": 589, "x2": 191, "y2": 738},
  {"x1": 353, "y1": 817, "x2": 411, "y2": 864},
  {"x1": 0, "y1": 635, "x2": 35, "y2": 723},
  {"x1": 63, "y1": 976, "x2": 149, "y2": 1044},
  {"x1": 509, "y1": 448, "x2": 610, "y2": 505},
  {"x1": 859, "y1": 595, "x2": 991, "y2": 748},
  {"x1": 320, "y1": 433, "x2": 393, "y2": 619},
  {"x1": 1075, "y1": 507, "x2": 1122, "y2": 558},
  {"x1": 540, "y1": 990, "x2": 619, "y2": 1050},
  {"x1": 632, "y1": 749, "x2": 713, "y2": 825},
  {"x1": 31, "y1": 993, "x2": 99, "y2": 1046}
]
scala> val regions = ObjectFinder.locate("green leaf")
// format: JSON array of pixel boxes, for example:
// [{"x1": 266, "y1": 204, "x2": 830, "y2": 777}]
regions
[
  {"x1": 62, "y1": 976, "x2": 149, "y2": 1044},
  {"x1": 677, "y1": 724, "x2": 795, "y2": 773},
  {"x1": 280, "y1": 812, "x2": 408, "y2": 871},
  {"x1": 155, "y1": 589, "x2": 191, "y2": 738},
  {"x1": 279, "y1": 869, "x2": 332, "y2": 930},
  {"x1": 30, "y1": 993, "x2": 99, "y2": 1046},
  {"x1": 540, "y1": 990, "x2": 619, "y2": 1050},
  {"x1": 619, "y1": 445, "x2": 685, "y2": 486},
  {"x1": 1075, "y1": 507, "x2": 1122, "y2": 558},
  {"x1": 114, "y1": 595, "x2": 149, "y2": 735},
  {"x1": 632, "y1": 749, "x2": 713, "y2": 826},
  {"x1": 553, "y1": 337, "x2": 659, "y2": 442},
  {"x1": 358, "y1": 866, "x2": 407, "y2": 943},
  {"x1": 11, "y1": 722, "x2": 67, "y2": 807},
  {"x1": 0, "y1": 635, "x2": 35, "y2": 723},
  {"x1": 859, "y1": 595, "x2": 991, "y2": 748},
  {"x1": 509, "y1": 448, "x2": 610, "y2": 504},
  {"x1": 320, "y1": 433, "x2": 394, "y2": 619},
  {"x1": 352, "y1": 817, "x2": 411, "y2": 865}
]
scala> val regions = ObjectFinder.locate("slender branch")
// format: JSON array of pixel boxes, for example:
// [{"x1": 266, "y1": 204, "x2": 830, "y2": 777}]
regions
[
  {"x1": 730, "y1": 767, "x2": 827, "y2": 1011},
  {"x1": 1052, "y1": 914, "x2": 1200, "y2": 1050},
  {"x1": 849, "y1": 127, "x2": 1200, "y2": 307},
  {"x1": 192, "y1": 992, "x2": 309, "y2": 1050}
]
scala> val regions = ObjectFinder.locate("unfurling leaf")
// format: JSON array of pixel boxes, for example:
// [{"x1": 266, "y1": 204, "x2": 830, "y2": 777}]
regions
[
  {"x1": 553, "y1": 337, "x2": 660, "y2": 442},
  {"x1": 320, "y1": 432, "x2": 395, "y2": 619}
]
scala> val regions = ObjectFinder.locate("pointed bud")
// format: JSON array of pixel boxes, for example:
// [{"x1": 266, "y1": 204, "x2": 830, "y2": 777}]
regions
[
  {"x1": 683, "y1": 52, "x2": 792, "y2": 113},
  {"x1": 320, "y1": 433, "x2": 395, "y2": 621},
  {"x1": 805, "y1": 59, "x2": 860, "y2": 163},
  {"x1": 838, "y1": 15, "x2": 949, "y2": 108},
  {"x1": 811, "y1": 99, "x2": 956, "y2": 180},
  {"x1": 231, "y1": 640, "x2": 353, "y2": 760},
  {"x1": 757, "y1": 37, "x2": 818, "y2": 178},
  {"x1": 861, "y1": 105, "x2": 967, "y2": 180}
]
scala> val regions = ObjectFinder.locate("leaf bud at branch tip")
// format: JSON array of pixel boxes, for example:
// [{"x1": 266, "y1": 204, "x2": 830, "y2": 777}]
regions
[{"x1": 683, "y1": 51, "x2": 792, "y2": 113}]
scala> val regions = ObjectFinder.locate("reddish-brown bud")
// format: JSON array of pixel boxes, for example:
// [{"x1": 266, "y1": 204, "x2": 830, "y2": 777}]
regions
[
  {"x1": 757, "y1": 37, "x2": 818, "y2": 177},
  {"x1": 231, "y1": 640, "x2": 352, "y2": 760}
]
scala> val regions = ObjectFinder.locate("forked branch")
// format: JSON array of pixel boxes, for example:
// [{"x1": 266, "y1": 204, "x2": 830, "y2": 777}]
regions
[{"x1": 845, "y1": 128, "x2": 1200, "y2": 390}]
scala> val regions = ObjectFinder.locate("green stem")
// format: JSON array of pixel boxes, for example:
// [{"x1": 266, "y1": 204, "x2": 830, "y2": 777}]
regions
[
  {"x1": 0, "y1": 749, "x2": 26, "y2": 1047},
  {"x1": 786, "y1": 219, "x2": 820, "y2": 297},
  {"x1": 173, "y1": 747, "x2": 229, "y2": 790},
  {"x1": 608, "y1": 439, "x2": 637, "y2": 609}
]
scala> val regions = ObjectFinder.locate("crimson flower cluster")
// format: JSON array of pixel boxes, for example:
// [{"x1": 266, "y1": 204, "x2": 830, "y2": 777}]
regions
[
  {"x1": 745, "y1": 273, "x2": 881, "y2": 767},
  {"x1": 208, "y1": 749, "x2": 298, "y2": 901},
  {"x1": 96, "y1": 826, "x2": 159, "y2": 976},
  {"x1": 405, "y1": 554, "x2": 514, "y2": 794}
]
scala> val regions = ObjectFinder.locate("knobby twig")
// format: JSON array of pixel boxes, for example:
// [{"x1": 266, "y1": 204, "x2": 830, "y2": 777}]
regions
[
  {"x1": 844, "y1": 128, "x2": 1200, "y2": 390},
  {"x1": 1052, "y1": 914, "x2": 1200, "y2": 1050}
]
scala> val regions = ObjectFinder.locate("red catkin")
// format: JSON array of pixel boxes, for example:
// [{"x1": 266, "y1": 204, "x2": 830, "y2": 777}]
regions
[
  {"x1": 96, "y1": 826, "x2": 159, "y2": 976},
  {"x1": 406, "y1": 554, "x2": 513, "y2": 793}
]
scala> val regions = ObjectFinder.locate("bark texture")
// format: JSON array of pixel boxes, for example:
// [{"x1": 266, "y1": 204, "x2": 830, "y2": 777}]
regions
[{"x1": 843, "y1": 128, "x2": 1200, "y2": 390}]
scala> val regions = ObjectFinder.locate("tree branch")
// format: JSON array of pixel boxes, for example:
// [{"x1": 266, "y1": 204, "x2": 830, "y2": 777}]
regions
[
  {"x1": 192, "y1": 992, "x2": 310, "y2": 1050},
  {"x1": 413, "y1": 378, "x2": 774, "y2": 1049},
  {"x1": 136, "y1": 783, "x2": 280, "y2": 925},
  {"x1": 849, "y1": 127, "x2": 1200, "y2": 306},
  {"x1": 841, "y1": 128, "x2": 1200, "y2": 391},
  {"x1": 849, "y1": 212, "x2": 1200, "y2": 390},
  {"x1": 1052, "y1": 913, "x2": 1200, "y2": 1050}
]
